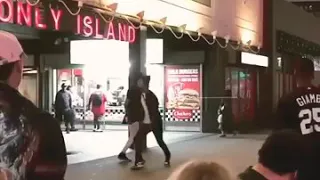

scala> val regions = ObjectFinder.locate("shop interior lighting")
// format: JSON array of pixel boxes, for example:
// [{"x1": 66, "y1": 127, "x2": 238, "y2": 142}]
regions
[{"x1": 211, "y1": 30, "x2": 218, "y2": 39}]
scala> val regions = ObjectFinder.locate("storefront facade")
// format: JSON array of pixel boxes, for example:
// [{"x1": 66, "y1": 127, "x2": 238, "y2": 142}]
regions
[{"x1": 0, "y1": 0, "x2": 265, "y2": 132}]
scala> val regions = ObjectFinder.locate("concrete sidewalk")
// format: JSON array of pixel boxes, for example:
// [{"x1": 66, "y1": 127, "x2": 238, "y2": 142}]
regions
[
  {"x1": 65, "y1": 134, "x2": 267, "y2": 180},
  {"x1": 64, "y1": 130, "x2": 206, "y2": 164}
]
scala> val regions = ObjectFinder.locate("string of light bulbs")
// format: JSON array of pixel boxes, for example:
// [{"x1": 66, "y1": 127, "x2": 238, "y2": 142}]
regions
[{"x1": 26, "y1": 0, "x2": 260, "y2": 53}]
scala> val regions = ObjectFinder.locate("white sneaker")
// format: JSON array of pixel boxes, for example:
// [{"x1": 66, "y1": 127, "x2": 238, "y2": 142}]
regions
[
  {"x1": 96, "y1": 129, "x2": 103, "y2": 132},
  {"x1": 93, "y1": 128, "x2": 97, "y2": 132}
]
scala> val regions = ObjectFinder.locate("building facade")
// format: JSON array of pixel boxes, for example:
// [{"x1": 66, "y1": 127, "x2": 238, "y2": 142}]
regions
[{"x1": 0, "y1": 0, "x2": 265, "y2": 132}]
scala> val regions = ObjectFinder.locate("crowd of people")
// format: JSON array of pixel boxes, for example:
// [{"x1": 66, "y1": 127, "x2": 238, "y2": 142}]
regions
[{"x1": 0, "y1": 31, "x2": 319, "y2": 180}]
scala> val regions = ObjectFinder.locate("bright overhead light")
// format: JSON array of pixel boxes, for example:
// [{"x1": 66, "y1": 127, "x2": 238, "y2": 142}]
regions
[
  {"x1": 211, "y1": 30, "x2": 217, "y2": 38},
  {"x1": 137, "y1": 11, "x2": 144, "y2": 19},
  {"x1": 107, "y1": 3, "x2": 118, "y2": 12},
  {"x1": 179, "y1": 24, "x2": 187, "y2": 32},
  {"x1": 160, "y1": 17, "x2": 167, "y2": 24}
]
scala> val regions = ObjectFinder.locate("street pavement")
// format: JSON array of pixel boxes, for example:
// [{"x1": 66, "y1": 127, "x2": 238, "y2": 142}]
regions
[
  {"x1": 64, "y1": 130, "x2": 206, "y2": 164},
  {"x1": 65, "y1": 133, "x2": 267, "y2": 180}
]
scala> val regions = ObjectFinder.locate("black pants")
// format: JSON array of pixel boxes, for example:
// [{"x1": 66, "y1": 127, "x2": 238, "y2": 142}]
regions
[
  {"x1": 152, "y1": 124, "x2": 171, "y2": 160},
  {"x1": 134, "y1": 123, "x2": 171, "y2": 163},
  {"x1": 134, "y1": 123, "x2": 151, "y2": 163},
  {"x1": 93, "y1": 114, "x2": 102, "y2": 129},
  {"x1": 56, "y1": 110, "x2": 74, "y2": 130}
]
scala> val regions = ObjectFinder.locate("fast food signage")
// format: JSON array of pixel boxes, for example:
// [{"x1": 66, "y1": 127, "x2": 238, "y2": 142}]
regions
[
  {"x1": 0, "y1": 0, "x2": 136, "y2": 43},
  {"x1": 165, "y1": 65, "x2": 201, "y2": 120}
]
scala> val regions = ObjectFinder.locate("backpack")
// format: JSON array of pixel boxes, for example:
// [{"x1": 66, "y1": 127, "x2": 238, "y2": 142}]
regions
[{"x1": 91, "y1": 93, "x2": 103, "y2": 106}]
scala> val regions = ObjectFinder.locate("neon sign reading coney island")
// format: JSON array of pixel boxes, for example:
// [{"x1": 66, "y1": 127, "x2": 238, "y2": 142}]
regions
[{"x1": 0, "y1": 0, "x2": 136, "y2": 43}]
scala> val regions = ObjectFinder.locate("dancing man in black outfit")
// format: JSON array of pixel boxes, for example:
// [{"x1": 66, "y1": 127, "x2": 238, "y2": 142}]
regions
[
  {"x1": 144, "y1": 76, "x2": 171, "y2": 166},
  {"x1": 275, "y1": 57, "x2": 320, "y2": 180},
  {"x1": 119, "y1": 73, "x2": 171, "y2": 170}
]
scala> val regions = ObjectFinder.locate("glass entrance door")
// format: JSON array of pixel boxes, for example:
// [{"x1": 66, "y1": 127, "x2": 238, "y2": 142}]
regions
[{"x1": 225, "y1": 67, "x2": 257, "y2": 123}]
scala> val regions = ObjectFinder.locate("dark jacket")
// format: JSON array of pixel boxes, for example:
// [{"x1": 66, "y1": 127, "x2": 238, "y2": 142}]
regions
[
  {"x1": 125, "y1": 87, "x2": 144, "y2": 124},
  {"x1": 0, "y1": 83, "x2": 67, "y2": 180},
  {"x1": 146, "y1": 90, "x2": 162, "y2": 129},
  {"x1": 238, "y1": 166, "x2": 267, "y2": 180},
  {"x1": 54, "y1": 89, "x2": 72, "y2": 113}
]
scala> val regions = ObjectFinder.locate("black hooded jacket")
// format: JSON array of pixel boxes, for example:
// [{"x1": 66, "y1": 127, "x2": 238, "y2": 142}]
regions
[{"x1": 0, "y1": 83, "x2": 67, "y2": 180}]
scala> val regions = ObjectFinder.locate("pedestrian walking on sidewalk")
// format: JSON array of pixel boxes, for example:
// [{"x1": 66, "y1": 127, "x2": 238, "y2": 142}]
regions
[
  {"x1": 55, "y1": 83, "x2": 77, "y2": 133},
  {"x1": 88, "y1": 84, "x2": 107, "y2": 132},
  {"x1": 0, "y1": 31, "x2": 67, "y2": 180},
  {"x1": 217, "y1": 99, "x2": 237, "y2": 137}
]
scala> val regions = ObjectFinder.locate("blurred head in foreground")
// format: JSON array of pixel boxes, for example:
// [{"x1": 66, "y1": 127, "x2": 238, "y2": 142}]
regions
[
  {"x1": 239, "y1": 129, "x2": 305, "y2": 180},
  {"x1": 167, "y1": 160, "x2": 231, "y2": 180}
]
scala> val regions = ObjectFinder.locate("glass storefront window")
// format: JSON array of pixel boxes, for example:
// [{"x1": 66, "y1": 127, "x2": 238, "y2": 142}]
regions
[
  {"x1": 55, "y1": 66, "x2": 129, "y2": 125},
  {"x1": 226, "y1": 67, "x2": 256, "y2": 123}
]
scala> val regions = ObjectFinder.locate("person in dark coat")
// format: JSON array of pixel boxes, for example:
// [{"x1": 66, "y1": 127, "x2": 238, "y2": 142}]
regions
[
  {"x1": 144, "y1": 76, "x2": 171, "y2": 167},
  {"x1": 118, "y1": 73, "x2": 146, "y2": 167},
  {"x1": 54, "y1": 83, "x2": 76, "y2": 133},
  {"x1": 118, "y1": 74, "x2": 171, "y2": 170}
]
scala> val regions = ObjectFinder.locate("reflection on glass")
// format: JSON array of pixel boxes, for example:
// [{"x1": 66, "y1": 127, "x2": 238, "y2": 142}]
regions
[{"x1": 226, "y1": 68, "x2": 256, "y2": 122}]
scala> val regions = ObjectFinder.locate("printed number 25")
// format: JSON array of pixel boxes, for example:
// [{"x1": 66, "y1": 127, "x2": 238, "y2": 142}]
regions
[{"x1": 300, "y1": 108, "x2": 320, "y2": 135}]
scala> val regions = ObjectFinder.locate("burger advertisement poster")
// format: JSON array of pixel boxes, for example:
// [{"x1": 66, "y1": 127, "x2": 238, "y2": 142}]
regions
[{"x1": 165, "y1": 66, "x2": 201, "y2": 120}]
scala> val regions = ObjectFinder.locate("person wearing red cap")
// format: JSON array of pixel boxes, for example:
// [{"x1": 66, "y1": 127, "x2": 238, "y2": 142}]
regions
[
  {"x1": 0, "y1": 31, "x2": 67, "y2": 179},
  {"x1": 275, "y1": 57, "x2": 320, "y2": 180}
]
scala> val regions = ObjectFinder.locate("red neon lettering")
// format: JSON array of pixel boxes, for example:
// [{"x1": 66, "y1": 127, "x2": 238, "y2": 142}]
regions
[
  {"x1": 105, "y1": 21, "x2": 115, "y2": 40},
  {"x1": 76, "y1": 15, "x2": 81, "y2": 34},
  {"x1": 17, "y1": 1, "x2": 32, "y2": 26},
  {"x1": 118, "y1": 23, "x2": 127, "y2": 41},
  {"x1": 50, "y1": 9, "x2": 62, "y2": 31},
  {"x1": 128, "y1": 26, "x2": 136, "y2": 43},
  {"x1": 0, "y1": 0, "x2": 13, "y2": 22},
  {"x1": 95, "y1": 18, "x2": 102, "y2": 38},
  {"x1": 83, "y1": 16, "x2": 93, "y2": 36},
  {"x1": 35, "y1": 7, "x2": 47, "y2": 29}
]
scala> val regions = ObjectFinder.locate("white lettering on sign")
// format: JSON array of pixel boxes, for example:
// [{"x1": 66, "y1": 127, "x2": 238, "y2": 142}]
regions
[{"x1": 167, "y1": 69, "x2": 198, "y2": 75}]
